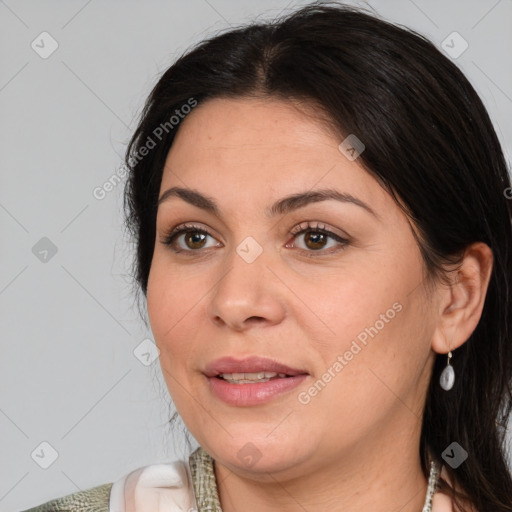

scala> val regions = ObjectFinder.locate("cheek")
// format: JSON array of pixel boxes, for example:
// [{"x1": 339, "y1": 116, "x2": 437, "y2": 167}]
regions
[
  {"x1": 327, "y1": 294, "x2": 430, "y2": 416},
  {"x1": 146, "y1": 258, "x2": 207, "y2": 362},
  {"x1": 287, "y1": 262, "x2": 398, "y2": 351},
  {"x1": 297, "y1": 257, "x2": 427, "y2": 396},
  {"x1": 147, "y1": 260, "x2": 184, "y2": 353},
  {"x1": 146, "y1": 262, "x2": 167, "y2": 337},
  {"x1": 146, "y1": 266, "x2": 192, "y2": 403}
]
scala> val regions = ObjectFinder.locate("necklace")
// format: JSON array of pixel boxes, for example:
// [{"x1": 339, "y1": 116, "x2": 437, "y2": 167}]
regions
[{"x1": 422, "y1": 460, "x2": 441, "y2": 512}]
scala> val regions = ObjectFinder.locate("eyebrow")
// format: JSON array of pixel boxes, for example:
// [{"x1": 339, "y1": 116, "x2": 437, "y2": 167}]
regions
[{"x1": 157, "y1": 186, "x2": 379, "y2": 219}]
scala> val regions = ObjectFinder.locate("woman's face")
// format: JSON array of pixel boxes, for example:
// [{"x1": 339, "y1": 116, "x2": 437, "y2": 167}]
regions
[{"x1": 147, "y1": 97, "x2": 439, "y2": 477}]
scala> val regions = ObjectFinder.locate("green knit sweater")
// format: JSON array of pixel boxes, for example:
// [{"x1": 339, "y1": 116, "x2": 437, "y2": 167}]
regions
[{"x1": 20, "y1": 483, "x2": 113, "y2": 512}]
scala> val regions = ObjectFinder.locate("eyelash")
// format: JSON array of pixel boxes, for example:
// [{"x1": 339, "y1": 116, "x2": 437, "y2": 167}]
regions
[{"x1": 160, "y1": 221, "x2": 350, "y2": 257}]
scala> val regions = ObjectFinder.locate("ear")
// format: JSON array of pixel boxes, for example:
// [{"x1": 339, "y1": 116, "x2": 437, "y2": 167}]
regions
[{"x1": 431, "y1": 242, "x2": 494, "y2": 355}]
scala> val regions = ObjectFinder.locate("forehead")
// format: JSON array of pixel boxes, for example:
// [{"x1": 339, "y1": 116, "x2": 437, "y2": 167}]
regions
[
  {"x1": 159, "y1": 97, "x2": 390, "y2": 214},
  {"x1": 166, "y1": 96, "x2": 338, "y2": 165}
]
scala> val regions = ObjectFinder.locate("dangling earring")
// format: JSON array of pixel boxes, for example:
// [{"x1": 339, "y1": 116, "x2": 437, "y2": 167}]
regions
[{"x1": 439, "y1": 351, "x2": 455, "y2": 390}]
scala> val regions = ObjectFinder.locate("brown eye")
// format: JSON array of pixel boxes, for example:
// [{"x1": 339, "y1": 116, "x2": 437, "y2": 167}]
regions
[
  {"x1": 288, "y1": 222, "x2": 350, "y2": 255},
  {"x1": 161, "y1": 224, "x2": 221, "y2": 253},
  {"x1": 183, "y1": 231, "x2": 208, "y2": 249},
  {"x1": 303, "y1": 231, "x2": 329, "y2": 250}
]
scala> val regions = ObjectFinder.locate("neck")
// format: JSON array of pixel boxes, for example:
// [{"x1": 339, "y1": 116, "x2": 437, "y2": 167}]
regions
[{"x1": 214, "y1": 421, "x2": 429, "y2": 512}]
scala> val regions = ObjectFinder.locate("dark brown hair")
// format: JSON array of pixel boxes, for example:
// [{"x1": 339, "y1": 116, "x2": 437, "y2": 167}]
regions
[{"x1": 123, "y1": 3, "x2": 512, "y2": 510}]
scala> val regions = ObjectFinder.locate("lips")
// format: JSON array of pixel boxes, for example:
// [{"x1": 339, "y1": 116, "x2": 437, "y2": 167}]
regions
[{"x1": 203, "y1": 355, "x2": 308, "y2": 378}]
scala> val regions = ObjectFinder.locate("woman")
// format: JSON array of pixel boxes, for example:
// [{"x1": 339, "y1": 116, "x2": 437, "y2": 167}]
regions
[{"x1": 23, "y1": 2, "x2": 512, "y2": 511}]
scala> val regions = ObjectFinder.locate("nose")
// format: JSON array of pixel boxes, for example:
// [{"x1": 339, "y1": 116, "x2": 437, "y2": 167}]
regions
[{"x1": 205, "y1": 241, "x2": 286, "y2": 331}]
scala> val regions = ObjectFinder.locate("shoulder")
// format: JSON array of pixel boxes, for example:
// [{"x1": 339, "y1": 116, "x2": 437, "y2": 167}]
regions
[
  {"x1": 21, "y1": 449, "x2": 207, "y2": 512},
  {"x1": 20, "y1": 482, "x2": 112, "y2": 512}
]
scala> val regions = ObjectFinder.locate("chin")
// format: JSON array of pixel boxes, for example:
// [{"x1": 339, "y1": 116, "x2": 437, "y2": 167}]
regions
[{"x1": 206, "y1": 435, "x2": 308, "y2": 474}]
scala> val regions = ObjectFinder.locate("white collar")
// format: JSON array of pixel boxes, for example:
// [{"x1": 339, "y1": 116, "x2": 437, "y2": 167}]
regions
[{"x1": 109, "y1": 460, "x2": 198, "y2": 512}]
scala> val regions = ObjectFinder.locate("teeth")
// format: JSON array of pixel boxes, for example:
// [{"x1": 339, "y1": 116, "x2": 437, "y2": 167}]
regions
[{"x1": 219, "y1": 371, "x2": 289, "y2": 383}]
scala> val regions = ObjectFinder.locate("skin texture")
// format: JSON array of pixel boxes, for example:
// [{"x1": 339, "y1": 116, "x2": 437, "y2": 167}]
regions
[{"x1": 146, "y1": 97, "x2": 493, "y2": 512}]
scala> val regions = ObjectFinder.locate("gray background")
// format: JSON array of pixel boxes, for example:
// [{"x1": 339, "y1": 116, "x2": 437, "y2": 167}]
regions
[{"x1": 1, "y1": 0, "x2": 511, "y2": 510}]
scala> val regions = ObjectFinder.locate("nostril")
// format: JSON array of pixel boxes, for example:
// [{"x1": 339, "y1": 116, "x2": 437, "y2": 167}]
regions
[{"x1": 247, "y1": 316, "x2": 265, "y2": 322}]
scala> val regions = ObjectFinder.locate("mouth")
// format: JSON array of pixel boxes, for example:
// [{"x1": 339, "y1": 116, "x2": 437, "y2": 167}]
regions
[
  {"x1": 214, "y1": 371, "x2": 297, "y2": 384},
  {"x1": 206, "y1": 373, "x2": 309, "y2": 406},
  {"x1": 203, "y1": 355, "x2": 309, "y2": 381},
  {"x1": 203, "y1": 356, "x2": 309, "y2": 405}
]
